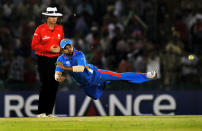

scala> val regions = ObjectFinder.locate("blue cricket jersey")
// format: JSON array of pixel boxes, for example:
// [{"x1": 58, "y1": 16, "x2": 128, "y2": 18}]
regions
[{"x1": 56, "y1": 49, "x2": 105, "y2": 99}]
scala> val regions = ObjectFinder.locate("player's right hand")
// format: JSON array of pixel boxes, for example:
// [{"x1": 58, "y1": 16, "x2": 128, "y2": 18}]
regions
[
  {"x1": 55, "y1": 72, "x2": 66, "y2": 83},
  {"x1": 55, "y1": 75, "x2": 66, "y2": 83},
  {"x1": 50, "y1": 45, "x2": 60, "y2": 53},
  {"x1": 72, "y1": 66, "x2": 85, "y2": 72}
]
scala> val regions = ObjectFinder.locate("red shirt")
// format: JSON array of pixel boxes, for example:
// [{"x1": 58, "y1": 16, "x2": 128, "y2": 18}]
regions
[{"x1": 31, "y1": 23, "x2": 64, "y2": 57}]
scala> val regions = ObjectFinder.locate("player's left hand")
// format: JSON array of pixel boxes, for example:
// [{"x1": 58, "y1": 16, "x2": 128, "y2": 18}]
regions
[{"x1": 72, "y1": 66, "x2": 85, "y2": 72}]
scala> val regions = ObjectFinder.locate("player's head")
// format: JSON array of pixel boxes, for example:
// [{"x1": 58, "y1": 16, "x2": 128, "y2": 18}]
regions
[
  {"x1": 60, "y1": 38, "x2": 74, "y2": 55},
  {"x1": 60, "y1": 38, "x2": 73, "y2": 48}
]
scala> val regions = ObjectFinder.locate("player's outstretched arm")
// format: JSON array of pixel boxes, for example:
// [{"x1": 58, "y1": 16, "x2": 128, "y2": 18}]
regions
[{"x1": 56, "y1": 62, "x2": 84, "y2": 72}]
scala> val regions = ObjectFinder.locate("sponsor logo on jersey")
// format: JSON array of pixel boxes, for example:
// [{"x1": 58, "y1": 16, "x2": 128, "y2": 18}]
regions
[
  {"x1": 42, "y1": 36, "x2": 50, "y2": 40},
  {"x1": 66, "y1": 61, "x2": 71, "y2": 66}
]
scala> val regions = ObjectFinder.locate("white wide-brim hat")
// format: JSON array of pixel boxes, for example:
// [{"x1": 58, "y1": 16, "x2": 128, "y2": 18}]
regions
[{"x1": 42, "y1": 7, "x2": 63, "y2": 17}]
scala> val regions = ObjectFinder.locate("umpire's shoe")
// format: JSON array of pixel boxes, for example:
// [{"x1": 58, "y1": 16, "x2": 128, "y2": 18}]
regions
[{"x1": 36, "y1": 113, "x2": 47, "y2": 117}]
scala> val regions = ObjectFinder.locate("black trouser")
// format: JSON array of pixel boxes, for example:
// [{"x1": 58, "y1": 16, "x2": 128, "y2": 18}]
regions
[{"x1": 37, "y1": 55, "x2": 58, "y2": 115}]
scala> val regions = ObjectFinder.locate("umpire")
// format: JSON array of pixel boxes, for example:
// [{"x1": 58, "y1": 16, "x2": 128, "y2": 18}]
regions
[{"x1": 31, "y1": 7, "x2": 64, "y2": 117}]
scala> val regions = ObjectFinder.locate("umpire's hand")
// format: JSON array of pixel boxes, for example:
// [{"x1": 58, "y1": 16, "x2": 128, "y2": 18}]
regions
[{"x1": 50, "y1": 45, "x2": 60, "y2": 53}]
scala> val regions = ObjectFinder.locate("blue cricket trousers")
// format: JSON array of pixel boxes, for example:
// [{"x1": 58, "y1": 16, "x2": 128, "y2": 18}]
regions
[{"x1": 83, "y1": 69, "x2": 149, "y2": 100}]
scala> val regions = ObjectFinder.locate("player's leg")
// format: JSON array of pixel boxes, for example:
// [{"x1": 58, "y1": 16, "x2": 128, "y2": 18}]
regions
[
  {"x1": 97, "y1": 69, "x2": 156, "y2": 83},
  {"x1": 120, "y1": 72, "x2": 148, "y2": 83},
  {"x1": 87, "y1": 70, "x2": 156, "y2": 100},
  {"x1": 97, "y1": 69, "x2": 122, "y2": 81}
]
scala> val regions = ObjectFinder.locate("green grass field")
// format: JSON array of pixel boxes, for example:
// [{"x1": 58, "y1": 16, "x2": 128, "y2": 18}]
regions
[{"x1": 0, "y1": 115, "x2": 202, "y2": 131}]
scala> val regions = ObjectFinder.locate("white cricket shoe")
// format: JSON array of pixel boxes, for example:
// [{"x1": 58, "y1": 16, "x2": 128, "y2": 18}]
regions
[
  {"x1": 47, "y1": 114, "x2": 57, "y2": 117},
  {"x1": 36, "y1": 113, "x2": 47, "y2": 117},
  {"x1": 147, "y1": 71, "x2": 157, "y2": 79}
]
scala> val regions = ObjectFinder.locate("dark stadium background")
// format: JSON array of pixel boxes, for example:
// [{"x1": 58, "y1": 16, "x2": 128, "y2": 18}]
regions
[{"x1": 0, "y1": 0, "x2": 201, "y2": 117}]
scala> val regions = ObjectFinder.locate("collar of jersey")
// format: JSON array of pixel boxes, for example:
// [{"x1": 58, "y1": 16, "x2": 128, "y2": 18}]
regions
[{"x1": 44, "y1": 22, "x2": 56, "y2": 31}]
